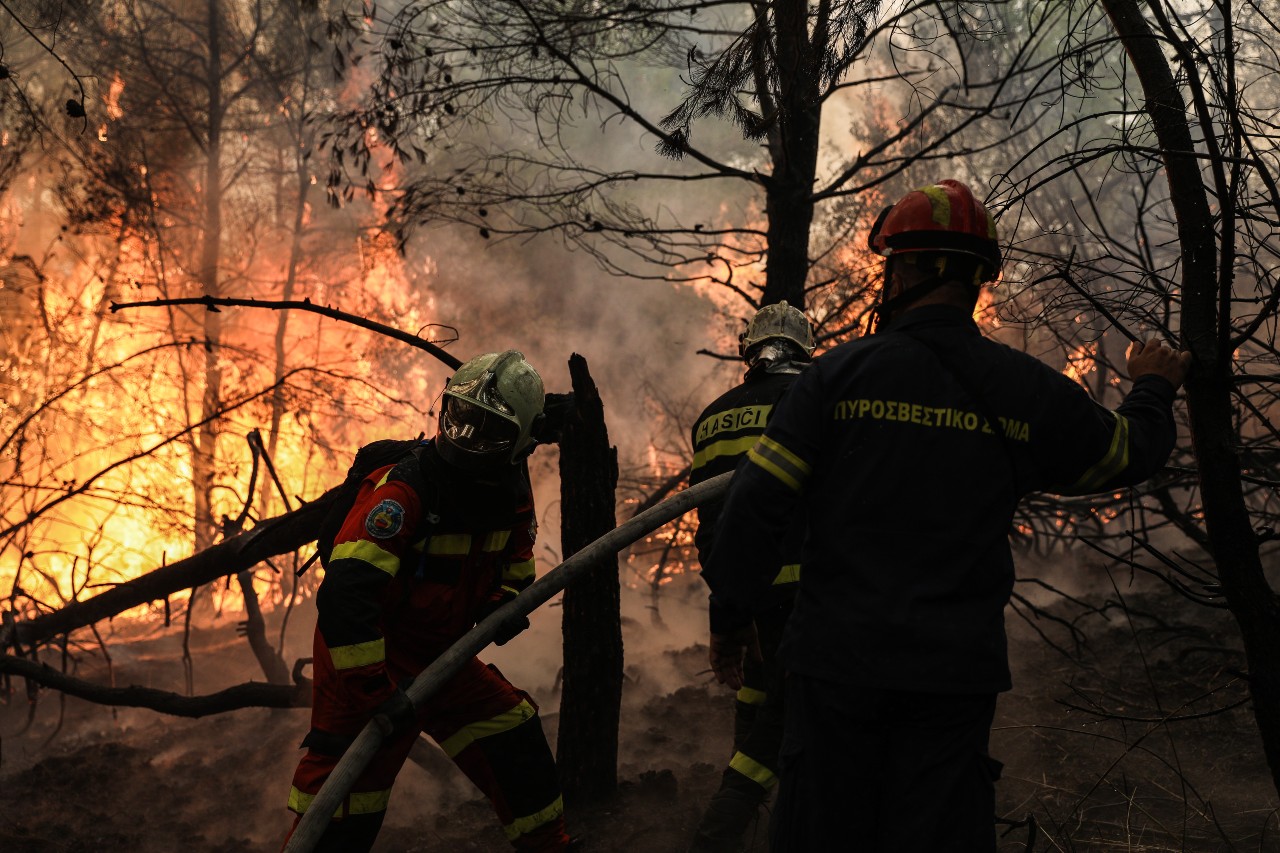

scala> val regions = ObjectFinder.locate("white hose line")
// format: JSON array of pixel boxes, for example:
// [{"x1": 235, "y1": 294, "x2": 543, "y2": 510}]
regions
[{"x1": 283, "y1": 471, "x2": 731, "y2": 852}]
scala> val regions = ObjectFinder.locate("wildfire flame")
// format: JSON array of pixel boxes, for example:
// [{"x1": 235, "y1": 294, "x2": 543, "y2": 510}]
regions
[{"x1": 1063, "y1": 341, "x2": 1099, "y2": 385}]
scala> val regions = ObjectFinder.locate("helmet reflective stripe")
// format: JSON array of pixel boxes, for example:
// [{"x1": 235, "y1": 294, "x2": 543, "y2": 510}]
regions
[
  {"x1": 920, "y1": 184, "x2": 952, "y2": 228},
  {"x1": 739, "y1": 300, "x2": 816, "y2": 358},
  {"x1": 868, "y1": 179, "x2": 1001, "y2": 281}
]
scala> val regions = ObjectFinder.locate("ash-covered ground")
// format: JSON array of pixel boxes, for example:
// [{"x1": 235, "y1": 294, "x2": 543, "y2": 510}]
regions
[{"x1": 1, "y1": 564, "x2": 1275, "y2": 852}]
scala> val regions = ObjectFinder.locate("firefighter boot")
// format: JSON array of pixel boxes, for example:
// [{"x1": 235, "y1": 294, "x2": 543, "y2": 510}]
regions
[{"x1": 686, "y1": 785, "x2": 763, "y2": 853}]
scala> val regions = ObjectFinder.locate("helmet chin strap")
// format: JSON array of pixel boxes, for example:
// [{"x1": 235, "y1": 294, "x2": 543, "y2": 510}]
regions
[
  {"x1": 869, "y1": 258, "x2": 965, "y2": 334},
  {"x1": 746, "y1": 357, "x2": 806, "y2": 379},
  {"x1": 745, "y1": 341, "x2": 809, "y2": 377}
]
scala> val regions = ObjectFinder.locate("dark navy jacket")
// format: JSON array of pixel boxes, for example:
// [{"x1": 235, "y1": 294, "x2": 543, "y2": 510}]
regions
[
  {"x1": 691, "y1": 366, "x2": 805, "y2": 625},
  {"x1": 701, "y1": 305, "x2": 1178, "y2": 693}
]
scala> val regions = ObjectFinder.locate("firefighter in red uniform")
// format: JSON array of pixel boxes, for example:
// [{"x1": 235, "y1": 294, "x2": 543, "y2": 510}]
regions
[
  {"x1": 687, "y1": 302, "x2": 813, "y2": 852},
  {"x1": 700, "y1": 180, "x2": 1192, "y2": 851},
  {"x1": 284, "y1": 350, "x2": 572, "y2": 852}
]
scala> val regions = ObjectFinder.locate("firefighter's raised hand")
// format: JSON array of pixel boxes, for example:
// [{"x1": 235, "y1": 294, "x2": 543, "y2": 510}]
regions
[
  {"x1": 709, "y1": 624, "x2": 763, "y2": 691},
  {"x1": 1126, "y1": 339, "x2": 1192, "y2": 389}
]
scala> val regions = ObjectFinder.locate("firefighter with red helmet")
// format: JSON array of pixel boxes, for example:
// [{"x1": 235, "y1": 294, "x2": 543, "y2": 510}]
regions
[
  {"x1": 700, "y1": 180, "x2": 1191, "y2": 851},
  {"x1": 687, "y1": 301, "x2": 814, "y2": 852},
  {"x1": 283, "y1": 351, "x2": 573, "y2": 853}
]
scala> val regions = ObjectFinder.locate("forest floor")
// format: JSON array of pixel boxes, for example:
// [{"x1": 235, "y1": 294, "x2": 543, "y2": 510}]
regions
[{"x1": 0, "y1": 563, "x2": 1276, "y2": 852}]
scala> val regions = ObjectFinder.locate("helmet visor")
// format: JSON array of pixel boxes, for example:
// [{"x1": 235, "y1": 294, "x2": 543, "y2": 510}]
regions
[{"x1": 440, "y1": 396, "x2": 519, "y2": 456}]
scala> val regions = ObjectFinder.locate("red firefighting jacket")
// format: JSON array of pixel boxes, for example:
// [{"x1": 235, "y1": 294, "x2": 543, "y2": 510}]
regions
[{"x1": 313, "y1": 442, "x2": 537, "y2": 716}]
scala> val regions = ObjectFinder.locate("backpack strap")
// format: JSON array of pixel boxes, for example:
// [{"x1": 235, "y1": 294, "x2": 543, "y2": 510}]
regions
[{"x1": 403, "y1": 443, "x2": 444, "y2": 581}]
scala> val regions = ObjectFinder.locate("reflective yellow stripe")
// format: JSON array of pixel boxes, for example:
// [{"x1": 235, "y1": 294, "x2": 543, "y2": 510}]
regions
[
  {"x1": 427, "y1": 533, "x2": 472, "y2": 555},
  {"x1": 729, "y1": 751, "x2": 777, "y2": 789},
  {"x1": 330, "y1": 540, "x2": 400, "y2": 576},
  {"x1": 348, "y1": 790, "x2": 393, "y2": 815},
  {"x1": 504, "y1": 558, "x2": 535, "y2": 583},
  {"x1": 920, "y1": 184, "x2": 953, "y2": 228},
  {"x1": 737, "y1": 686, "x2": 767, "y2": 706},
  {"x1": 288, "y1": 785, "x2": 392, "y2": 816},
  {"x1": 747, "y1": 436, "x2": 810, "y2": 492},
  {"x1": 772, "y1": 564, "x2": 801, "y2": 585},
  {"x1": 692, "y1": 434, "x2": 762, "y2": 472},
  {"x1": 1073, "y1": 414, "x2": 1131, "y2": 491},
  {"x1": 438, "y1": 699, "x2": 537, "y2": 758},
  {"x1": 502, "y1": 795, "x2": 565, "y2": 841},
  {"x1": 328, "y1": 637, "x2": 385, "y2": 670},
  {"x1": 482, "y1": 530, "x2": 512, "y2": 552},
  {"x1": 499, "y1": 585, "x2": 521, "y2": 597},
  {"x1": 375, "y1": 470, "x2": 392, "y2": 488}
]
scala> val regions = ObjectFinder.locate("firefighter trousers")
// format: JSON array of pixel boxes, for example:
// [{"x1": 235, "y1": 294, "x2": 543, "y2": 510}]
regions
[
  {"x1": 771, "y1": 675, "x2": 1000, "y2": 852},
  {"x1": 689, "y1": 603, "x2": 790, "y2": 853},
  {"x1": 285, "y1": 656, "x2": 570, "y2": 852}
]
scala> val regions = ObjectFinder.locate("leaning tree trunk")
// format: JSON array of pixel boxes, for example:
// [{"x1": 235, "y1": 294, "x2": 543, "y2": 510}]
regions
[
  {"x1": 3, "y1": 490, "x2": 336, "y2": 651},
  {"x1": 556, "y1": 354, "x2": 623, "y2": 803},
  {"x1": 1101, "y1": 0, "x2": 1280, "y2": 797},
  {"x1": 236, "y1": 569, "x2": 291, "y2": 684}
]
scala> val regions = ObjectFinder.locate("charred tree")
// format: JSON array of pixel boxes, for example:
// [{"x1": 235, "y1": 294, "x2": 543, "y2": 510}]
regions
[
  {"x1": 192, "y1": 0, "x2": 229, "y2": 555},
  {"x1": 1099, "y1": 0, "x2": 1280, "y2": 797},
  {"x1": 224, "y1": 430, "x2": 291, "y2": 685},
  {"x1": 760, "y1": 0, "x2": 825, "y2": 308},
  {"x1": 556, "y1": 354, "x2": 622, "y2": 803},
  {"x1": 334, "y1": 0, "x2": 1007, "y2": 333},
  {"x1": 236, "y1": 568, "x2": 291, "y2": 685}
]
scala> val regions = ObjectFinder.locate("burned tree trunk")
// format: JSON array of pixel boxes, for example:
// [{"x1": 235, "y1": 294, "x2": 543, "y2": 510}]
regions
[
  {"x1": 1101, "y1": 0, "x2": 1280, "y2": 798},
  {"x1": 760, "y1": 0, "x2": 824, "y2": 309},
  {"x1": 556, "y1": 354, "x2": 622, "y2": 803},
  {"x1": 236, "y1": 570, "x2": 291, "y2": 685}
]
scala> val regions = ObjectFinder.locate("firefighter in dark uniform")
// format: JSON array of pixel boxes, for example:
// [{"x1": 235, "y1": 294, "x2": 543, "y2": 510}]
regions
[
  {"x1": 701, "y1": 180, "x2": 1192, "y2": 852},
  {"x1": 283, "y1": 351, "x2": 573, "y2": 853},
  {"x1": 687, "y1": 302, "x2": 814, "y2": 853}
]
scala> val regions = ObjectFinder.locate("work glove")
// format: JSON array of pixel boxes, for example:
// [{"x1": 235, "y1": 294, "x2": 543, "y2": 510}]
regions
[
  {"x1": 372, "y1": 685, "x2": 417, "y2": 738},
  {"x1": 709, "y1": 623, "x2": 762, "y2": 691},
  {"x1": 477, "y1": 598, "x2": 531, "y2": 646}
]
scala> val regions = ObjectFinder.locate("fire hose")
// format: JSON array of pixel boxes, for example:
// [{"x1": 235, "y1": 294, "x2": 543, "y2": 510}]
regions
[{"x1": 282, "y1": 470, "x2": 732, "y2": 853}]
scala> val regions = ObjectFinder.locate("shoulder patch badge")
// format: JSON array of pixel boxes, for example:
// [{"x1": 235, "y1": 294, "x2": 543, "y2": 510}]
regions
[{"x1": 365, "y1": 499, "x2": 406, "y2": 539}]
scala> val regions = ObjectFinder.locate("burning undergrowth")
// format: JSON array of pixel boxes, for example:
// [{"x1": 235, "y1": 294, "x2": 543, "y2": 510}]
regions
[{"x1": 0, "y1": 568, "x2": 1275, "y2": 852}]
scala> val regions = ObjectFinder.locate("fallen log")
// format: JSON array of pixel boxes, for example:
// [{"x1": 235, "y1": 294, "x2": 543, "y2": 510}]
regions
[
  {"x1": 3, "y1": 489, "x2": 339, "y2": 651},
  {"x1": 4, "y1": 396, "x2": 573, "y2": 652},
  {"x1": 283, "y1": 470, "x2": 732, "y2": 853},
  {"x1": 0, "y1": 653, "x2": 312, "y2": 717}
]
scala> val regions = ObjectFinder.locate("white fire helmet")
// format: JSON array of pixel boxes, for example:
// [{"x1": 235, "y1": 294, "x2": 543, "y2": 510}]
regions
[
  {"x1": 738, "y1": 300, "x2": 816, "y2": 360},
  {"x1": 437, "y1": 350, "x2": 545, "y2": 470}
]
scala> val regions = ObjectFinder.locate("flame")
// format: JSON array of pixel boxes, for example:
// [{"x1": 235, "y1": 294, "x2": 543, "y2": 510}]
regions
[
  {"x1": 105, "y1": 73, "x2": 126, "y2": 120},
  {"x1": 1063, "y1": 342, "x2": 1099, "y2": 384},
  {"x1": 973, "y1": 285, "x2": 1000, "y2": 330},
  {"x1": 0, "y1": 144, "x2": 441, "y2": 629}
]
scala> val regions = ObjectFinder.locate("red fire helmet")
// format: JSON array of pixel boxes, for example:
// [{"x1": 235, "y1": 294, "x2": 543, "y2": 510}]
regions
[{"x1": 867, "y1": 179, "x2": 1002, "y2": 282}]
